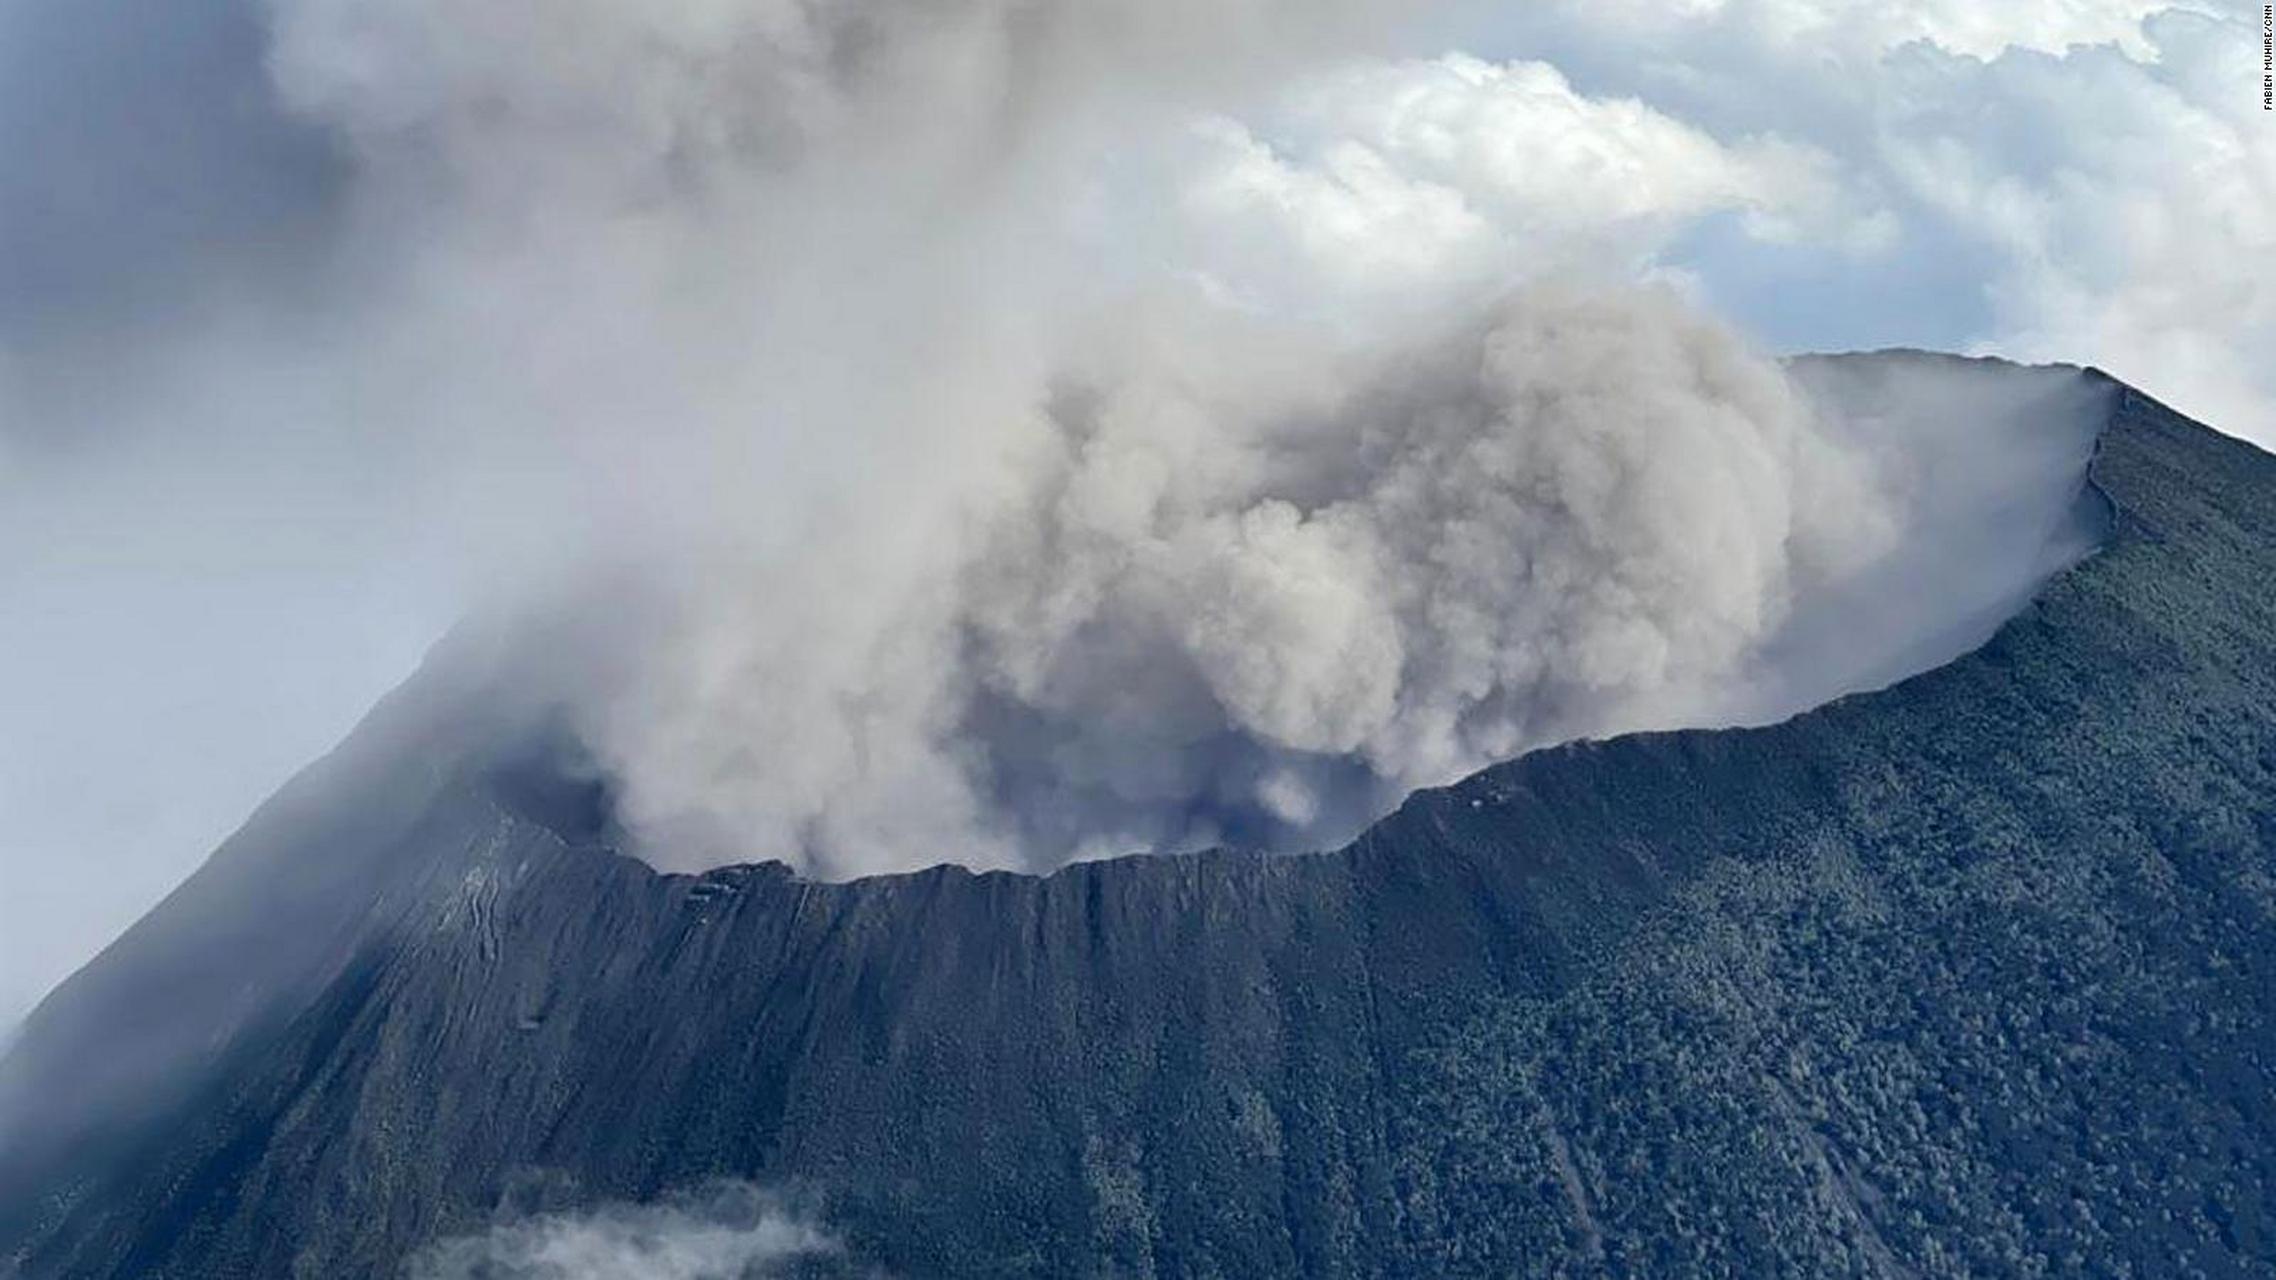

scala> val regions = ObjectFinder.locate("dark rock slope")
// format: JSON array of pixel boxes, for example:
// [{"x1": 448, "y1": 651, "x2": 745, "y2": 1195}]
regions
[{"x1": 6, "y1": 361, "x2": 2275, "y2": 1277}]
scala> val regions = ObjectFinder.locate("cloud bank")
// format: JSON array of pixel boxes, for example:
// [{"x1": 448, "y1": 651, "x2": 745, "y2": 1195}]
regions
[{"x1": 1485, "y1": 1, "x2": 2274, "y2": 442}]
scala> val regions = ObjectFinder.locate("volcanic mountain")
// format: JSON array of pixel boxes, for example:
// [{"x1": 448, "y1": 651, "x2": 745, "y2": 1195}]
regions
[{"x1": 4, "y1": 355, "x2": 2273, "y2": 1276}]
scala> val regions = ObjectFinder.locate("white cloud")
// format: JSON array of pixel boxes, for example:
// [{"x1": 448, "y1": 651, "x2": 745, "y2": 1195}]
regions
[
  {"x1": 1546, "y1": 0, "x2": 2190, "y2": 59},
  {"x1": 1169, "y1": 55, "x2": 1876, "y2": 317},
  {"x1": 1879, "y1": 14, "x2": 2276, "y2": 442},
  {"x1": 409, "y1": 1184, "x2": 842, "y2": 1280},
  {"x1": 1474, "y1": 2, "x2": 2273, "y2": 442}
]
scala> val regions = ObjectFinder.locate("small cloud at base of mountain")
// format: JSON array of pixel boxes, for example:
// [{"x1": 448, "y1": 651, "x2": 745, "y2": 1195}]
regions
[{"x1": 407, "y1": 1183, "x2": 864, "y2": 1280}]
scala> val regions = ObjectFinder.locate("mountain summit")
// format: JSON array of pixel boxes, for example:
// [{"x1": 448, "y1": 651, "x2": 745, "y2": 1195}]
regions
[{"x1": 5, "y1": 355, "x2": 2273, "y2": 1277}]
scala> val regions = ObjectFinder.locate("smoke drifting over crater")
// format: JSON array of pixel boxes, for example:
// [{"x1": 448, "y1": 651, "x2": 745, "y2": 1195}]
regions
[
  {"x1": 564, "y1": 290, "x2": 1907, "y2": 875},
  {"x1": 227, "y1": 0, "x2": 2116, "y2": 878},
  {"x1": 3, "y1": 0, "x2": 2109, "y2": 888}
]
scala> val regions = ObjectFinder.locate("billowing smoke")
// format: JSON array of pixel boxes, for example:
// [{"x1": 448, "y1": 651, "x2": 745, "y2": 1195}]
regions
[
  {"x1": 218, "y1": 0, "x2": 2106, "y2": 878},
  {"x1": 561, "y1": 288, "x2": 1905, "y2": 874}
]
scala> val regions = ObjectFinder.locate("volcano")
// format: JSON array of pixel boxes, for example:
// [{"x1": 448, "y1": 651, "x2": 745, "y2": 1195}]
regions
[{"x1": 4, "y1": 355, "x2": 2273, "y2": 1277}]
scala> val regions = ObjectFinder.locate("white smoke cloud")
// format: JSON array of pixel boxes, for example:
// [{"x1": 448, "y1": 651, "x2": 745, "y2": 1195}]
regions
[
  {"x1": 573, "y1": 285, "x2": 1907, "y2": 874},
  {"x1": 0, "y1": 0, "x2": 2248, "y2": 1027},
  {"x1": 6, "y1": 0, "x2": 2210, "y2": 1017},
  {"x1": 408, "y1": 1184, "x2": 845, "y2": 1280},
  {"x1": 210, "y1": 0, "x2": 2124, "y2": 878}
]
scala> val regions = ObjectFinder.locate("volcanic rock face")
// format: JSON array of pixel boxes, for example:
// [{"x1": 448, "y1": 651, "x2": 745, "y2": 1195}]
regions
[{"x1": 6, "y1": 358, "x2": 2276, "y2": 1276}]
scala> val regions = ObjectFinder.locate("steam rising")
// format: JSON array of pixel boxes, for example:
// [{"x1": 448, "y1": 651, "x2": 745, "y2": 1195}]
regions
[{"x1": 245, "y1": 0, "x2": 2106, "y2": 877}]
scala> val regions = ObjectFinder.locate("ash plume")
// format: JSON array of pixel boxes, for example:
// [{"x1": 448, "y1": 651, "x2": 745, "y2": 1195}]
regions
[{"x1": 132, "y1": 0, "x2": 2107, "y2": 877}]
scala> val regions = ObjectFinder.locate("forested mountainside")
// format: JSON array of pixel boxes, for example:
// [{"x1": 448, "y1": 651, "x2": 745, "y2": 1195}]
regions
[{"x1": 5, "y1": 359, "x2": 2273, "y2": 1277}]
